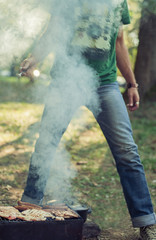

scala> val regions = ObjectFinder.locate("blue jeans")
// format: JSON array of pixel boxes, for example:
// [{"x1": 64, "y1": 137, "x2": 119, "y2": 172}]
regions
[{"x1": 23, "y1": 81, "x2": 156, "y2": 227}]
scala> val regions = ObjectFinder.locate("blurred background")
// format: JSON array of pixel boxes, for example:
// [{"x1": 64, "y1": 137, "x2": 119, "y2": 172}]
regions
[{"x1": 0, "y1": 0, "x2": 155, "y2": 238}]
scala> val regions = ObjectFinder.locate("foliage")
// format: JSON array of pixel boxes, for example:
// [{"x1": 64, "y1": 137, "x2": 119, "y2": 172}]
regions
[{"x1": 142, "y1": 0, "x2": 156, "y2": 16}]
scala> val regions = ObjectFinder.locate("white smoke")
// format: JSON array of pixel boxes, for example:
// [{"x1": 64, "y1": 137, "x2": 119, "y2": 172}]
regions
[
  {"x1": 0, "y1": 0, "x2": 49, "y2": 68},
  {"x1": 1, "y1": 0, "x2": 125, "y2": 204},
  {"x1": 29, "y1": 0, "x2": 125, "y2": 204},
  {"x1": 46, "y1": 146, "x2": 77, "y2": 204}
]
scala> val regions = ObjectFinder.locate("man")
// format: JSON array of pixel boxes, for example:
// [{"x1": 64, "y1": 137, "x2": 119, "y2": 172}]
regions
[{"x1": 20, "y1": 0, "x2": 156, "y2": 239}]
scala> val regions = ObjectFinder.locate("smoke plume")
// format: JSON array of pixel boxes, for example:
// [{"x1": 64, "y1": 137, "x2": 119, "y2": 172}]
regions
[
  {"x1": 0, "y1": 0, "x2": 48, "y2": 68},
  {"x1": 1, "y1": 0, "x2": 125, "y2": 204},
  {"x1": 30, "y1": 0, "x2": 125, "y2": 204}
]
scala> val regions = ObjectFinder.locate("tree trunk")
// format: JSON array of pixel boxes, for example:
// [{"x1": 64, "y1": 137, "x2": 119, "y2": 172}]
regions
[{"x1": 134, "y1": 1, "x2": 156, "y2": 100}]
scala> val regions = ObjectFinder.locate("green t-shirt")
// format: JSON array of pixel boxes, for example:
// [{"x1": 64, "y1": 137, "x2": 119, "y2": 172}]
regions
[{"x1": 72, "y1": 0, "x2": 130, "y2": 85}]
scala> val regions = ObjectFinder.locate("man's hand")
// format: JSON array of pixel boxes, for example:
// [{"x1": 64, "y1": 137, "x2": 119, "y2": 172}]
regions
[
  {"x1": 20, "y1": 56, "x2": 37, "y2": 78},
  {"x1": 116, "y1": 29, "x2": 140, "y2": 112},
  {"x1": 127, "y1": 88, "x2": 140, "y2": 111}
]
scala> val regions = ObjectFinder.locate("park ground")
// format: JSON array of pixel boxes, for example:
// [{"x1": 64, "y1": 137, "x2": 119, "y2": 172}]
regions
[{"x1": 0, "y1": 76, "x2": 155, "y2": 239}]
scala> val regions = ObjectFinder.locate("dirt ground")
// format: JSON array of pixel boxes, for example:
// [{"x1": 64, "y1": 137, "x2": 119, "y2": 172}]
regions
[
  {"x1": 82, "y1": 222, "x2": 140, "y2": 240},
  {"x1": 83, "y1": 231, "x2": 140, "y2": 240},
  {"x1": 99, "y1": 229, "x2": 140, "y2": 240}
]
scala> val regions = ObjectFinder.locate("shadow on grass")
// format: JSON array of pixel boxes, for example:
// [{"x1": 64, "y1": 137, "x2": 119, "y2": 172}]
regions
[
  {"x1": 0, "y1": 76, "x2": 48, "y2": 104},
  {"x1": 0, "y1": 121, "x2": 40, "y2": 156},
  {"x1": 0, "y1": 122, "x2": 40, "y2": 205}
]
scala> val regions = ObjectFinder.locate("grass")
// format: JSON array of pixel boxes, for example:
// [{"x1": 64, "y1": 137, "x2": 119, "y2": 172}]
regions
[{"x1": 0, "y1": 76, "x2": 155, "y2": 233}]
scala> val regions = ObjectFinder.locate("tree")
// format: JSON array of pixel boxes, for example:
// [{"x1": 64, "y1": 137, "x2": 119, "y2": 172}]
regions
[{"x1": 134, "y1": 0, "x2": 156, "y2": 99}]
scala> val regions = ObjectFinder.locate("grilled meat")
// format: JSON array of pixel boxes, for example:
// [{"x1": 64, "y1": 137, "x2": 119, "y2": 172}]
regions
[
  {"x1": 43, "y1": 208, "x2": 79, "y2": 219},
  {"x1": 19, "y1": 209, "x2": 55, "y2": 221},
  {"x1": 17, "y1": 201, "x2": 42, "y2": 209},
  {"x1": 0, "y1": 206, "x2": 23, "y2": 220},
  {"x1": 0, "y1": 203, "x2": 79, "y2": 221}
]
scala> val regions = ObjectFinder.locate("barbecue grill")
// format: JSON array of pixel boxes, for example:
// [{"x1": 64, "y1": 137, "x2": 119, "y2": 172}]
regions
[{"x1": 0, "y1": 215, "x2": 84, "y2": 240}]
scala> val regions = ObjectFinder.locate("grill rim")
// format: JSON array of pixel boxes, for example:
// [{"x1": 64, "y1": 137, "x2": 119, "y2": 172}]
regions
[{"x1": 0, "y1": 216, "x2": 83, "y2": 224}]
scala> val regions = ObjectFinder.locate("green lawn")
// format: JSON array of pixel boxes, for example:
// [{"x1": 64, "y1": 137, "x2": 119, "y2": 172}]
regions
[{"x1": 0, "y1": 76, "x2": 155, "y2": 232}]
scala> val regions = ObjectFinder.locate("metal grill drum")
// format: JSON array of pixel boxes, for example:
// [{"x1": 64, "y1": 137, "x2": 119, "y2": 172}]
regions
[{"x1": 0, "y1": 216, "x2": 84, "y2": 240}]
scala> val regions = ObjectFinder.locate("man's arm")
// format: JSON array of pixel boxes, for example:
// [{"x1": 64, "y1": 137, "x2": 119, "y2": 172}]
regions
[
  {"x1": 20, "y1": 17, "x2": 54, "y2": 77},
  {"x1": 116, "y1": 28, "x2": 140, "y2": 111}
]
